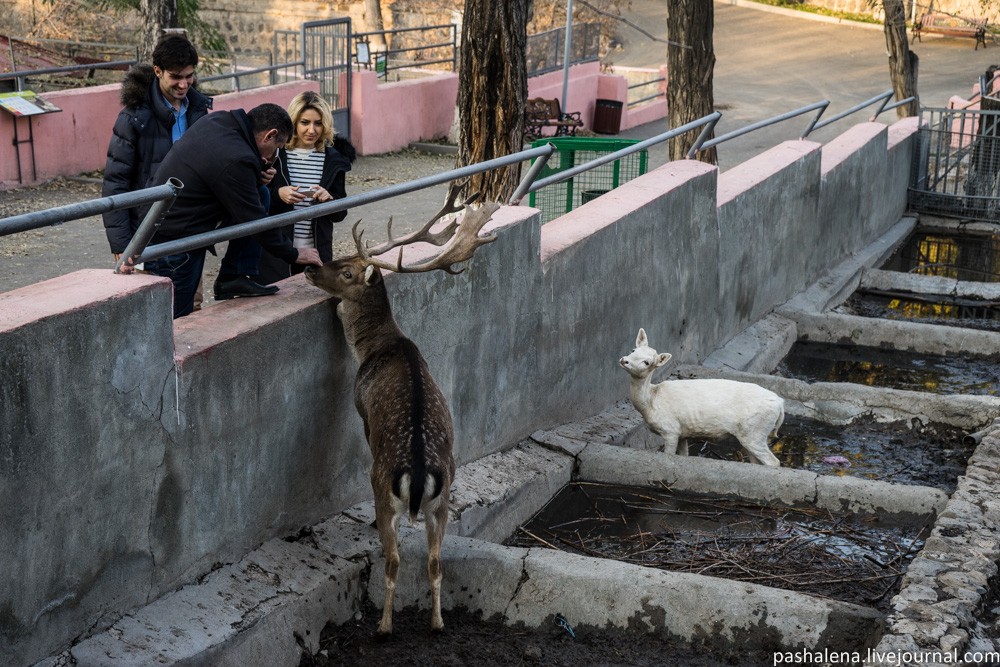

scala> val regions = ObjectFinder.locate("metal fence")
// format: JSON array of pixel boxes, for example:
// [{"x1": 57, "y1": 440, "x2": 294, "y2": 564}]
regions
[
  {"x1": 353, "y1": 24, "x2": 458, "y2": 79},
  {"x1": 526, "y1": 22, "x2": 600, "y2": 78},
  {"x1": 910, "y1": 106, "x2": 1000, "y2": 222}
]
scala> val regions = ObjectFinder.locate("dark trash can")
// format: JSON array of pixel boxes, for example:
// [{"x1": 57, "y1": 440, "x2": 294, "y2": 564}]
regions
[
  {"x1": 592, "y1": 98, "x2": 623, "y2": 135},
  {"x1": 581, "y1": 189, "x2": 609, "y2": 204}
]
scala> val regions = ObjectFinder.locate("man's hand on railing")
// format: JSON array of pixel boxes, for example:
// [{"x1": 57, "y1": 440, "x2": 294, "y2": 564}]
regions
[{"x1": 114, "y1": 253, "x2": 137, "y2": 275}]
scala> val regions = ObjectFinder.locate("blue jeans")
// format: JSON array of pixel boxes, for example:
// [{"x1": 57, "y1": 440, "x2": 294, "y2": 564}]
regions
[{"x1": 145, "y1": 249, "x2": 207, "y2": 319}]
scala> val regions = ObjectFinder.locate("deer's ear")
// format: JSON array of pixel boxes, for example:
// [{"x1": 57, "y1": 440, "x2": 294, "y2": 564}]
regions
[
  {"x1": 636, "y1": 328, "x2": 648, "y2": 347},
  {"x1": 656, "y1": 352, "x2": 672, "y2": 367},
  {"x1": 364, "y1": 264, "x2": 379, "y2": 285}
]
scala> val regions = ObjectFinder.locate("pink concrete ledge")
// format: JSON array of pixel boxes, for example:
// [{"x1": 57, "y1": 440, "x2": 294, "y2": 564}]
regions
[
  {"x1": 888, "y1": 116, "x2": 920, "y2": 149},
  {"x1": 539, "y1": 160, "x2": 716, "y2": 263},
  {"x1": 717, "y1": 141, "x2": 821, "y2": 207},
  {"x1": 172, "y1": 275, "x2": 331, "y2": 364},
  {"x1": 0, "y1": 269, "x2": 170, "y2": 332},
  {"x1": 820, "y1": 122, "x2": 885, "y2": 174}
]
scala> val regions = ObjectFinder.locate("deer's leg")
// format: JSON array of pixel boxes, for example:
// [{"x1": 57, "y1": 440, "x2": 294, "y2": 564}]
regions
[
  {"x1": 374, "y1": 500, "x2": 401, "y2": 635},
  {"x1": 424, "y1": 492, "x2": 450, "y2": 632},
  {"x1": 740, "y1": 437, "x2": 781, "y2": 467}
]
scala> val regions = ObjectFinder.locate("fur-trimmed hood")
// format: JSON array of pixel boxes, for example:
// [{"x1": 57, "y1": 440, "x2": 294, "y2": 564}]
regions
[
  {"x1": 118, "y1": 63, "x2": 211, "y2": 113},
  {"x1": 332, "y1": 136, "x2": 357, "y2": 164}
]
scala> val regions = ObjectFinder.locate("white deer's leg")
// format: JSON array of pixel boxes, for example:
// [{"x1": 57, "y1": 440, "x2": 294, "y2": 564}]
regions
[
  {"x1": 661, "y1": 431, "x2": 684, "y2": 456},
  {"x1": 424, "y1": 493, "x2": 449, "y2": 632},
  {"x1": 375, "y1": 502, "x2": 401, "y2": 635},
  {"x1": 676, "y1": 438, "x2": 689, "y2": 456},
  {"x1": 741, "y1": 438, "x2": 781, "y2": 466}
]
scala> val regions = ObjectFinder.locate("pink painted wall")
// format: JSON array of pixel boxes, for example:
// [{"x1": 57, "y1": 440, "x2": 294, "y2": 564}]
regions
[
  {"x1": 0, "y1": 63, "x2": 668, "y2": 188},
  {"x1": 1, "y1": 80, "x2": 317, "y2": 189},
  {"x1": 349, "y1": 70, "x2": 459, "y2": 155}
]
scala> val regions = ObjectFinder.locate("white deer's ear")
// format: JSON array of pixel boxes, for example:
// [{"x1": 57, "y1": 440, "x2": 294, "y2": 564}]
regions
[
  {"x1": 656, "y1": 353, "x2": 671, "y2": 367},
  {"x1": 636, "y1": 328, "x2": 648, "y2": 347},
  {"x1": 364, "y1": 264, "x2": 378, "y2": 285}
]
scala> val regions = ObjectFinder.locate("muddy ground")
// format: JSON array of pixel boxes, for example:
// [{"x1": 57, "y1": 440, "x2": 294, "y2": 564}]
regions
[{"x1": 302, "y1": 600, "x2": 780, "y2": 667}]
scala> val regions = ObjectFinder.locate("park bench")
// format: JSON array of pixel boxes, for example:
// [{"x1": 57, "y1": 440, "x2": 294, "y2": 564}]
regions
[
  {"x1": 524, "y1": 97, "x2": 583, "y2": 141},
  {"x1": 912, "y1": 12, "x2": 989, "y2": 50}
]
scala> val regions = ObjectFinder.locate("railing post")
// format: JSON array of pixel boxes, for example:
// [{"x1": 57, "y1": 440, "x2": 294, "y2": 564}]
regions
[
  {"x1": 115, "y1": 177, "x2": 183, "y2": 273},
  {"x1": 508, "y1": 143, "x2": 556, "y2": 206}
]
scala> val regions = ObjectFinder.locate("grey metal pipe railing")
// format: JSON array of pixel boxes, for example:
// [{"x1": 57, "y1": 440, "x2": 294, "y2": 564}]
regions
[
  {"x1": 627, "y1": 77, "x2": 665, "y2": 108},
  {"x1": 133, "y1": 145, "x2": 557, "y2": 264},
  {"x1": 688, "y1": 101, "x2": 830, "y2": 158},
  {"x1": 0, "y1": 60, "x2": 136, "y2": 81},
  {"x1": 529, "y1": 112, "x2": 723, "y2": 193},
  {"x1": 0, "y1": 180, "x2": 182, "y2": 237},
  {"x1": 115, "y1": 179, "x2": 184, "y2": 273},
  {"x1": 199, "y1": 61, "x2": 306, "y2": 91},
  {"x1": 801, "y1": 89, "x2": 915, "y2": 137}
]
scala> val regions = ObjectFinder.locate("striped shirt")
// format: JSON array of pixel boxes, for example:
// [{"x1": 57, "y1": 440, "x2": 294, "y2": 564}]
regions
[{"x1": 285, "y1": 148, "x2": 326, "y2": 248}]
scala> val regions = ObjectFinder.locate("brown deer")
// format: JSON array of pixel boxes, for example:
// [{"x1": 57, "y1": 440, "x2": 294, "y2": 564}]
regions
[{"x1": 304, "y1": 183, "x2": 498, "y2": 635}]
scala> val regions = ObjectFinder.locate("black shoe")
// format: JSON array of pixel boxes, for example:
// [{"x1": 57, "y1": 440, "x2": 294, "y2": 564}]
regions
[{"x1": 213, "y1": 275, "x2": 279, "y2": 300}]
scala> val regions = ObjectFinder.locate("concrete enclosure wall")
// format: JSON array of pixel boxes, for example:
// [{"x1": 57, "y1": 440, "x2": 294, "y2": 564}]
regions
[{"x1": 0, "y1": 119, "x2": 917, "y2": 665}]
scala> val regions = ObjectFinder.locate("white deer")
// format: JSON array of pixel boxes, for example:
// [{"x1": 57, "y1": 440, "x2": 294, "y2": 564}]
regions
[{"x1": 619, "y1": 328, "x2": 783, "y2": 466}]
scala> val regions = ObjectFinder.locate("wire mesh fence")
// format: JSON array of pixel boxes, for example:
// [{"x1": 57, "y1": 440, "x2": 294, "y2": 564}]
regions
[
  {"x1": 910, "y1": 106, "x2": 1000, "y2": 222},
  {"x1": 528, "y1": 137, "x2": 648, "y2": 223}
]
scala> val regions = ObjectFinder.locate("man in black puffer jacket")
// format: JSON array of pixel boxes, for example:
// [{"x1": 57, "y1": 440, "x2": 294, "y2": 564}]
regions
[{"x1": 101, "y1": 34, "x2": 212, "y2": 260}]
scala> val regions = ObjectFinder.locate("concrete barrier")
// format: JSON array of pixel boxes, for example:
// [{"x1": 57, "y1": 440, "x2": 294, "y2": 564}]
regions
[{"x1": 2, "y1": 117, "x2": 919, "y2": 665}]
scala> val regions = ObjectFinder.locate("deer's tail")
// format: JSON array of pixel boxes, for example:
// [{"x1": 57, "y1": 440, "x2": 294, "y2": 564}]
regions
[{"x1": 393, "y1": 468, "x2": 446, "y2": 522}]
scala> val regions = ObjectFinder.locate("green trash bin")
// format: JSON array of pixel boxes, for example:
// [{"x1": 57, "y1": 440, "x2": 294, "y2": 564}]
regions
[{"x1": 528, "y1": 137, "x2": 648, "y2": 223}]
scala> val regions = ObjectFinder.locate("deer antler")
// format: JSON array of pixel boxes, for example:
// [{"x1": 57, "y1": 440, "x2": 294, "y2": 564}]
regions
[{"x1": 352, "y1": 181, "x2": 499, "y2": 274}]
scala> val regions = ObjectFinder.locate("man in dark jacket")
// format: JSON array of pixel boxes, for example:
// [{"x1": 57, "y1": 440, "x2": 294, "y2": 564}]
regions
[
  {"x1": 137, "y1": 103, "x2": 321, "y2": 318},
  {"x1": 101, "y1": 34, "x2": 212, "y2": 259}
]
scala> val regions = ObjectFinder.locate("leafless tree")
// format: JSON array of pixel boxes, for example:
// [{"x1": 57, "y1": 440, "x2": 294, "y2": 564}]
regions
[
  {"x1": 363, "y1": 0, "x2": 387, "y2": 50},
  {"x1": 455, "y1": 0, "x2": 530, "y2": 202},
  {"x1": 880, "y1": 0, "x2": 919, "y2": 118},
  {"x1": 138, "y1": 0, "x2": 179, "y2": 62},
  {"x1": 666, "y1": 0, "x2": 716, "y2": 164}
]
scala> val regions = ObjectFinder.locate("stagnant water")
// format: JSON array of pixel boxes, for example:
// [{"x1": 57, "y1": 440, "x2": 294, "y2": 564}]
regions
[
  {"x1": 507, "y1": 482, "x2": 928, "y2": 611},
  {"x1": 679, "y1": 414, "x2": 972, "y2": 492},
  {"x1": 775, "y1": 341, "x2": 1000, "y2": 396},
  {"x1": 839, "y1": 291, "x2": 1000, "y2": 333},
  {"x1": 881, "y1": 229, "x2": 1000, "y2": 282}
]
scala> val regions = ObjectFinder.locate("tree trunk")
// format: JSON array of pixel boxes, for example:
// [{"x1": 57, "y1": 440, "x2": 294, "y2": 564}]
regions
[
  {"x1": 455, "y1": 0, "x2": 530, "y2": 202},
  {"x1": 363, "y1": 0, "x2": 387, "y2": 50},
  {"x1": 667, "y1": 1, "x2": 716, "y2": 164},
  {"x1": 138, "y1": 0, "x2": 179, "y2": 62},
  {"x1": 882, "y1": 0, "x2": 919, "y2": 118}
]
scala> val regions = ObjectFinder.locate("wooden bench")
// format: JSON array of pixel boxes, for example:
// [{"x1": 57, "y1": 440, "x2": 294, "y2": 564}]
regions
[
  {"x1": 912, "y1": 12, "x2": 988, "y2": 50},
  {"x1": 524, "y1": 97, "x2": 583, "y2": 141}
]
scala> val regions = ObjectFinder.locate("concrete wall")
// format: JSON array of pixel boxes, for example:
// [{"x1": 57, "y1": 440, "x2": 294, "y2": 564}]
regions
[{"x1": 0, "y1": 118, "x2": 917, "y2": 665}]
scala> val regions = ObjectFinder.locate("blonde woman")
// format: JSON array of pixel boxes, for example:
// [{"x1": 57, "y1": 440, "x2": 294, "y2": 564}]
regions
[{"x1": 260, "y1": 90, "x2": 356, "y2": 284}]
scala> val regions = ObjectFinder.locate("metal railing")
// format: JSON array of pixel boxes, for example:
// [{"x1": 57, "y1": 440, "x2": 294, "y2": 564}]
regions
[
  {"x1": 526, "y1": 22, "x2": 600, "y2": 78},
  {"x1": 687, "y1": 90, "x2": 915, "y2": 158},
  {"x1": 627, "y1": 77, "x2": 665, "y2": 108},
  {"x1": 116, "y1": 146, "x2": 556, "y2": 269},
  {"x1": 198, "y1": 61, "x2": 307, "y2": 93},
  {"x1": 0, "y1": 180, "x2": 182, "y2": 239},
  {"x1": 352, "y1": 24, "x2": 458, "y2": 78},
  {"x1": 0, "y1": 60, "x2": 136, "y2": 92}
]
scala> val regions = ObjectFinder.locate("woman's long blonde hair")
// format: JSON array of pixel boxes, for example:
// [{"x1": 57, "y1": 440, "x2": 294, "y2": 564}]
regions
[{"x1": 286, "y1": 90, "x2": 335, "y2": 150}]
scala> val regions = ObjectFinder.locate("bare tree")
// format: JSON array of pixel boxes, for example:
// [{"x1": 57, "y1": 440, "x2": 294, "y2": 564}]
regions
[
  {"x1": 666, "y1": 1, "x2": 716, "y2": 164},
  {"x1": 881, "y1": 0, "x2": 919, "y2": 118},
  {"x1": 363, "y1": 0, "x2": 387, "y2": 50},
  {"x1": 455, "y1": 0, "x2": 530, "y2": 202},
  {"x1": 138, "y1": 0, "x2": 179, "y2": 61}
]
